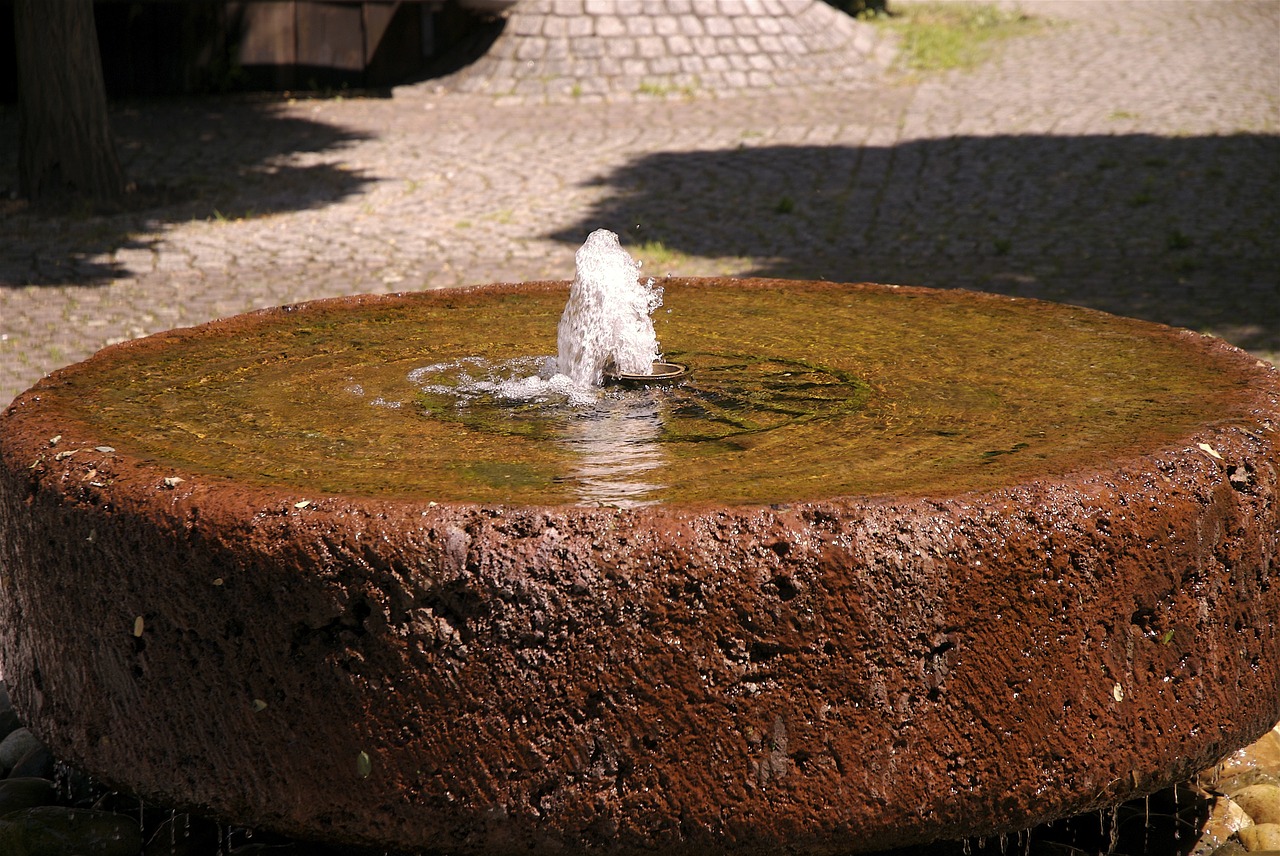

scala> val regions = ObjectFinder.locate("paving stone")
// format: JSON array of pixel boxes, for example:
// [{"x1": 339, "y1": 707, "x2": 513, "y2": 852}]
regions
[{"x1": 626, "y1": 16, "x2": 655, "y2": 35}]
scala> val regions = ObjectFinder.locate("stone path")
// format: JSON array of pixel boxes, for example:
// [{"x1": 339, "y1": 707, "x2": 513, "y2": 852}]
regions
[{"x1": 1, "y1": 0, "x2": 1278, "y2": 410}]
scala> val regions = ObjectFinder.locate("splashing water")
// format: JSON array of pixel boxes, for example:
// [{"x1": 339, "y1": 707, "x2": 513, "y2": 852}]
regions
[
  {"x1": 557, "y1": 228, "x2": 663, "y2": 387},
  {"x1": 411, "y1": 229, "x2": 663, "y2": 407},
  {"x1": 405, "y1": 230, "x2": 668, "y2": 504}
]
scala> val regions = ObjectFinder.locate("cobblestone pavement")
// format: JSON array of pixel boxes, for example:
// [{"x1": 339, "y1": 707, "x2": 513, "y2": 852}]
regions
[
  {"x1": 1, "y1": 0, "x2": 1278, "y2": 408},
  {"x1": 445, "y1": 0, "x2": 896, "y2": 101}
]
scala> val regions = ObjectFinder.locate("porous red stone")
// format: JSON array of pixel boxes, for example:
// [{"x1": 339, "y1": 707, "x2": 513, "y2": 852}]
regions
[{"x1": 1, "y1": 281, "x2": 1279, "y2": 854}]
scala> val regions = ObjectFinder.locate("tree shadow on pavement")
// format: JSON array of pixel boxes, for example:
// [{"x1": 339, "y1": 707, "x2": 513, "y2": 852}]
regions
[
  {"x1": 553, "y1": 133, "x2": 1280, "y2": 358},
  {"x1": 0, "y1": 97, "x2": 373, "y2": 288}
]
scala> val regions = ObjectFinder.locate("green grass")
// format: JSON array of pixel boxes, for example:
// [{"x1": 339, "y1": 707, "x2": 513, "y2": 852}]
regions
[
  {"x1": 872, "y1": 3, "x2": 1043, "y2": 74},
  {"x1": 209, "y1": 207, "x2": 258, "y2": 223},
  {"x1": 632, "y1": 239, "x2": 686, "y2": 269}
]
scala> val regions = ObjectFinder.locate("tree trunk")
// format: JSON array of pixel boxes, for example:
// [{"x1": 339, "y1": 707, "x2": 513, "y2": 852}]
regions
[{"x1": 14, "y1": 0, "x2": 125, "y2": 205}]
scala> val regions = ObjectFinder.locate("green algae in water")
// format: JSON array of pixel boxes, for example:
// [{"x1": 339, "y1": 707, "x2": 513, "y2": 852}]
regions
[{"x1": 64, "y1": 280, "x2": 1244, "y2": 505}]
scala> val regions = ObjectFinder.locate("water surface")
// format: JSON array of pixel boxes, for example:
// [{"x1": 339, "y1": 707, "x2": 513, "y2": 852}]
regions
[{"x1": 64, "y1": 280, "x2": 1238, "y2": 505}]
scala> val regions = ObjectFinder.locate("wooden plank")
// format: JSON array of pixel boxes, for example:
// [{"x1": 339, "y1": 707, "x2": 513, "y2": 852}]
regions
[
  {"x1": 296, "y1": 1, "x2": 366, "y2": 72},
  {"x1": 235, "y1": 1, "x2": 296, "y2": 67}
]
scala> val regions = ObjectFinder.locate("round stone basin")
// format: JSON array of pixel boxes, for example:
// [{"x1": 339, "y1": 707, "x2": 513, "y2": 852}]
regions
[{"x1": 1, "y1": 278, "x2": 1278, "y2": 854}]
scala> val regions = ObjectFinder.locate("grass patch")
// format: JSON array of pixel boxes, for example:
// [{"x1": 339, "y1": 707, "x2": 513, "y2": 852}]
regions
[
  {"x1": 209, "y1": 207, "x2": 258, "y2": 223},
  {"x1": 632, "y1": 239, "x2": 686, "y2": 269},
  {"x1": 872, "y1": 3, "x2": 1043, "y2": 74}
]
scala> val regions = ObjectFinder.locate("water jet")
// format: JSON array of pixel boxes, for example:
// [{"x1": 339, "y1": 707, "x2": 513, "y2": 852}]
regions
[{"x1": 1, "y1": 236, "x2": 1278, "y2": 854}]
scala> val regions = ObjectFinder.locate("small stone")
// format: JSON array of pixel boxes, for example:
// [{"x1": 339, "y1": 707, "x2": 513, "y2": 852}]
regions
[
  {"x1": 0, "y1": 806, "x2": 143, "y2": 856},
  {"x1": 8, "y1": 745, "x2": 55, "y2": 780},
  {"x1": 1233, "y1": 783, "x2": 1280, "y2": 825},
  {"x1": 1238, "y1": 822, "x2": 1280, "y2": 851},
  {"x1": 1198, "y1": 794, "x2": 1253, "y2": 852},
  {"x1": 0, "y1": 707, "x2": 21, "y2": 743},
  {"x1": 0, "y1": 778, "x2": 56, "y2": 814},
  {"x1": 0, "y1": 727, "x2": 43, "y2": 774}
]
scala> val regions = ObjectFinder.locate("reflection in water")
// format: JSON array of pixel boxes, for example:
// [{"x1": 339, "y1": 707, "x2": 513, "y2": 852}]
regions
[
  {"x1": 558, "y1": 393, "x2": 666, "y2": 507},
  {"x1": 407, "y1": 356, "x2": 670, "y2": 506},
  {"x1": 405, "y1": 350, "x2": 874, "y2": 506}
]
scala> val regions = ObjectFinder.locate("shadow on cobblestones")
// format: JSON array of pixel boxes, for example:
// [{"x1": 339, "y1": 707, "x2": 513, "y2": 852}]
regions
[
  {"x1": 0, "y1": 98, "x2": 373, "y2": 288},
  {"x1": 557, "y1": 133, "x2": 1280, "y2": 357}
]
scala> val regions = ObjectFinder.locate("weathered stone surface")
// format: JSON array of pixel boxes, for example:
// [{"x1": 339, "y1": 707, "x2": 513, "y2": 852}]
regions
[{"x1": 1, "y1": 283, "x2": 1279, "y2": 854}]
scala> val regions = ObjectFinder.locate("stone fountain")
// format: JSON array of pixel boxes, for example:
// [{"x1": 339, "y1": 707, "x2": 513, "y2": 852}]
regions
[{"x1": 1, "y1": 231, "x2": 1278, "y2": 854}]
